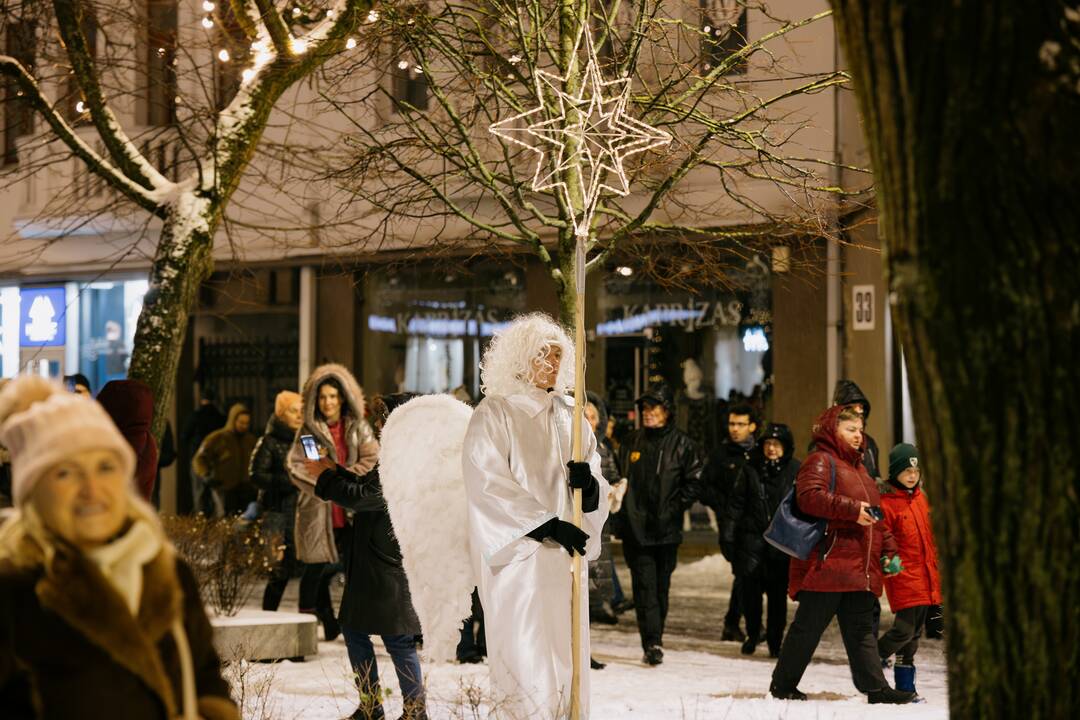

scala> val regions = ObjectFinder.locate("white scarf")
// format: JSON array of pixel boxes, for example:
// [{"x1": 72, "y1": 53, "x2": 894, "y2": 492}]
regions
[{"x1": 85, "y1": 519, "x2": 162, "y2": 615}]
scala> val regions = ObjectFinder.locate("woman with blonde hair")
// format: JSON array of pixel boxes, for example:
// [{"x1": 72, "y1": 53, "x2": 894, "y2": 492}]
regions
[{"x1": 0, "y1": 376, "x2": 237, "y2": 720}]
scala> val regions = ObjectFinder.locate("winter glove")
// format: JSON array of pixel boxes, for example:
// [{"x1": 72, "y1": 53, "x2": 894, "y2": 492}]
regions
[
  {"x1": 527, "y1": 518, "x2": 589, "y2": 556},
  {"x1": 881, "y1": 554, "x2": 903, "y2": 576},
  {"x1": 567, "y1": 461, "x2": 600, "y2": 513}
]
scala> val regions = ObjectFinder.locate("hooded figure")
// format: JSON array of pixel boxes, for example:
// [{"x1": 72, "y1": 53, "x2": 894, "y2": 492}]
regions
[
  {"x1": 832, "y1": 380, "x2": 881, "y2": 480},
  {"x1": 192, "y1": 403, "x2": 257, "y2": 516},
  {"x1": 97, "y1": 379, "x2": 158, "y2": 502},
  {"x1": 462, "y1": 313, "x2": 609, "y2": 719},
  {"x1": 0, "y1": 377, "x2": 237, "y2": 720}
]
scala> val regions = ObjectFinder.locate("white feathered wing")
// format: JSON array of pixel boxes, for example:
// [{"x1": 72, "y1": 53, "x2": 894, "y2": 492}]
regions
[{"x1": 379, "y1": 394, "x2": 475, "y2": 663}]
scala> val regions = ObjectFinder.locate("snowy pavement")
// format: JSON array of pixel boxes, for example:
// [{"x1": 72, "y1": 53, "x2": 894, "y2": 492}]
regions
[{"x1": 248, "y1": 547, "x2": 949, "y2": 719}]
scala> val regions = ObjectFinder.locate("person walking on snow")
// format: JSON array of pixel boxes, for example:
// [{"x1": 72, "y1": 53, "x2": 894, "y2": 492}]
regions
[
  {"x1": 878, "y1": 443, "x2": 942, "y2": 699},
  {"x1": 769, "y1": 405, "x2": 915, "y2": 705},
  {"x1": 616, "y1": 383, "x2": 706, "y2": 665},
  {"x1": 462, "y1": 313, "x2": 610, "y2": 720},
  {"x1": 192, "y1": 403, "x2": 257, "y2": 516}
]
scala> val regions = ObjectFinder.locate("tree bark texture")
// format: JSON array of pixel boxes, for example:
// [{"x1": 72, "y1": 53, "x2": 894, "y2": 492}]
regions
[{"x1": 829, "y1": 2, "x2": 1080, "y2": 717}]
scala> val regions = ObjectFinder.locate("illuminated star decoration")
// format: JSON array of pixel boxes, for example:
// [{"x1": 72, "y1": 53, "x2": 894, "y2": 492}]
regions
[{"x1": 490, "y1": 26, "x2": 672, "y2": 237}]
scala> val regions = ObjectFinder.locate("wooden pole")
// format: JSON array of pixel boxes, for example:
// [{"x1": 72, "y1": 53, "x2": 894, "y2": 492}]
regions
[{"x1": 569, "y1": 235, "x2": 586, "y2": 720}]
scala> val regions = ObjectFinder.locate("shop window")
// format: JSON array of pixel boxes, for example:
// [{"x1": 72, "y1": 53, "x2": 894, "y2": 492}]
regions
[
  {"x1": 700, "y1": 0, "x2": 748, "y2": 74},
  {"x1": 78, "y1": 279, "x2": 149, "y2": 391},
  {"x1": 143, "y1": 0, "x2": 178, "y2": 126},
  {"x1": 3, "y1": 20, "x2": 36, "y2": 165}
]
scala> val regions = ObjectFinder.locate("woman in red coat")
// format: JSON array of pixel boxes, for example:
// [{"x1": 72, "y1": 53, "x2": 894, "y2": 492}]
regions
[
  {"x1": 878, "y1": 443, "x2": 942, "y2": 697},
  {"x1": 769, "y1": 405, "x2": 913, "y2": 704}
]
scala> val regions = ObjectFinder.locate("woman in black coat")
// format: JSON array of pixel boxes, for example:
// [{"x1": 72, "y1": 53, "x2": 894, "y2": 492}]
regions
[
  {"x1": 721, "y1": 422, "x2": 799, "y2": 657},
  {"x1": 305, "y1": 393, "x2": 425, "y2": 720}
]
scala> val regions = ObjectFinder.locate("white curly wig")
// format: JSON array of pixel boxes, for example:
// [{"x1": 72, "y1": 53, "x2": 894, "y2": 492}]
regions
[{"x1": 480, "y1": 313, "x2": 576, "y2": 397}]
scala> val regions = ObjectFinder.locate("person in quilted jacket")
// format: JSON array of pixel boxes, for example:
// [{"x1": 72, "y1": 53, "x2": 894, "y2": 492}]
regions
[
  {"x1": 877, "y1": 443, "x2": 942, "y2": 698},
  {"x1": 769, "y1": 405, "x2": 914, "y2": 705}
]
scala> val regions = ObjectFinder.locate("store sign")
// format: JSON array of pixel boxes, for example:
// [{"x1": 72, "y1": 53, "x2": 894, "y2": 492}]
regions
[
  {"x1": 19, "y1": 287, "x2": 66, "y2": 347},
  {"x1": 368, "y1": 308, "x2": 511, "y2": 337},
  {"x1": 596, "y1": 299, "x2": 746, "y2": 336},
  {"x1": 852, "y1": 284, "x2": 876, "y2": 331}
]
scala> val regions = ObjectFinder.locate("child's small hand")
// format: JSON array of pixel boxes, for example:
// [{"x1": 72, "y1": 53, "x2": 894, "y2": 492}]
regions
[{"x1": 881, "y1": 555, "x2": 903, "y2": 576}]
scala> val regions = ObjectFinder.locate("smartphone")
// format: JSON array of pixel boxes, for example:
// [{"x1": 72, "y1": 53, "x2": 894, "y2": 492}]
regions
[
  {"x1": 867, "y1": 506, "x2": 885, "y2": 522},
  {"x1": 300, "y1": 434, "x2": 321, "y2": 461}
]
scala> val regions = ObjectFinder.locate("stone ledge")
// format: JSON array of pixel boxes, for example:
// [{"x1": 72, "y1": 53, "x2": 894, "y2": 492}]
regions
[{"x1": 211, "y1": 609, "x2": 318, "y2": 662}]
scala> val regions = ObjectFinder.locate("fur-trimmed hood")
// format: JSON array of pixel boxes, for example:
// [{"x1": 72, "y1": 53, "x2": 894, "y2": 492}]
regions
[{"x1": 301, "y1": 363, "x2": 366, "y2": 430}]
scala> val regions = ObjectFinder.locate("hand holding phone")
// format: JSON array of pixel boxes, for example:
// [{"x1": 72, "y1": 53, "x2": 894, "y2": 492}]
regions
[
  {"x1": 300, "y1": 434, "x2": 321, "y2": 461},
  {"x1": 867, "y1": 506, "x2": 885, "y2": 522}
]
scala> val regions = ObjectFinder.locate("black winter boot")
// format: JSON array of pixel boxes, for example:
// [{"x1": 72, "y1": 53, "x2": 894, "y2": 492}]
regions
[
  {"x1": 643, "y1": 645, "x2": 664, "y2": 665},
  {"x1": 868, "y1": 686, "x2": 917, "y2": 704},
  {"x1": 768, "y1": 684, "x2": 807, "y2": 701}
]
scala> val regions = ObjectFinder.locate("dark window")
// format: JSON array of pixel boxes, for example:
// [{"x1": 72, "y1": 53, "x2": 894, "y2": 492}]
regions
[
  {"x1": 391, "y1": 51, "x2": 428, "y2": 112},
  {"x1": 145, "y1": 0, "x2": 178, "y2": 126},
  {"x1": 3, "y1": 20, "x2": 36, "y2": 165},
  {"x1": 64, "y1": 12, "x2": 98, "y2": 123},
  {"x1": 700, "y1": 0, "x2": 748, "y2": 74},
  {"x1": 214, "y1": 3, "x2": 249, "y2": 111}
]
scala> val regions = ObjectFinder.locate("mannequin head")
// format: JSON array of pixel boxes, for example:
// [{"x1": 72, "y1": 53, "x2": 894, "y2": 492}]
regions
[{"x1": 682, "y1": 359, "x2": 704, "y2": 399}]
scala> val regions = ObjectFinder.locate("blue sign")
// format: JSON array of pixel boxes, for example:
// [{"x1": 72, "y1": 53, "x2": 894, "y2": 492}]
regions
[{"x1": 19, "y1": 286, "x2": 66, "y2": 347}]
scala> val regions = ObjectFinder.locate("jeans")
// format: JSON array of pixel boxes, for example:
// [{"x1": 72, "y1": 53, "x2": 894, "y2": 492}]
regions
[
  {"x1": 771, "y1": 590, "x2": 888, "y2": 694},
  {"x1": 343, "y1": 629, "x2": 425, "y2": 714},
  {"x1": 878, "y1": 605, "x2": 929, "y2": 665},
  {"x1": 622, "y1": 538, "x2": 679, "y2": 649}
]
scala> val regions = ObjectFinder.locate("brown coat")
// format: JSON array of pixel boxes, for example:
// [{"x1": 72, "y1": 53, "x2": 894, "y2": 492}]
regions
[
  {"x1": 0, "y1": 539, "x2": 237, "y2": 720},
  {"x1": 287, "y1": 364, "x2": 379, "y2": 564},
  {"x1": 193, "y1": 404, "x2": 257, "y2": 492}
]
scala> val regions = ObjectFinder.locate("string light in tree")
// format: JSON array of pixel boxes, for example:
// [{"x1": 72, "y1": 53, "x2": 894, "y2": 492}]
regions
[
  {"x1": 217, "y1": 49, "x2": 230, "y2": 62},
  {"x1": 346, "y1": 37, "x2": 357, "y2": 49},
  {"x1": 202, "y1": 1, "x2": 215, "y2": 12},
  {"x1": 489, "y1": 26, "x2": 672, "y2": 237},
  {"x1": 367, "y1": 9, "x2": 380, "y2": 23},
  {"x1": 201, "y1": 16, "x2": 214, "y2": 29}
]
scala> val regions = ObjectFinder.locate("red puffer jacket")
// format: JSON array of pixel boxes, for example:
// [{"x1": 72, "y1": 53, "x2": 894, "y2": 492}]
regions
[
  {"x1": 788, "y1": 405, "x2": 897, "y2": 599},
  {"x1": 880, "y1": 484, "x2": 942, "y2": 611}
]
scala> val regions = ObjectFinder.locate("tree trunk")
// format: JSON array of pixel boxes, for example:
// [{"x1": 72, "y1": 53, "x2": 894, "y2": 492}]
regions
[
  {"x1": 127, "y1": 192, "x2": 216, "y2": 441},
  {"x1": 829, "y1": 3, "x2": 1080, "y2": 717}
]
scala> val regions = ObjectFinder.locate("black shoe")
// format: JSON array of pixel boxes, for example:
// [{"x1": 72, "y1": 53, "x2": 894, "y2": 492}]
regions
[
  {"x1": 769, "y1": 685, "x2": 807, "y2": 701},
  {"x1": 457, "y1": 651, "x2": 484, "y2": 664},
  {"x1": 767, "y1": 646, "x2": 780, "y2": 659},
  {"x1": 344, "y1": 705, "x2": 385, "y2": 720},
  {"x1": 868, "y1": 687, "x2": 917, "y2": 704},
  {"x1": 590, "y1": 657, "x2": 606, "y2": 670},
  {"x1": 740, "y1": 636, "x2": 758, "y2": 655},
  {"x1": 590, "y1": 603, "x2": 619, "y2": 625},
  {"x1": 320, "y1": 611, "x2": 341, "y2": 643},
  {"x1": 612, "y1": 598, "x2": 635, "y2": 614},
  {"x1": 643, "y1": 645, "x2": 664, "y2": 665},
  {"x1": 721, "y1": 624, "x2": 746, "y2": 642}
]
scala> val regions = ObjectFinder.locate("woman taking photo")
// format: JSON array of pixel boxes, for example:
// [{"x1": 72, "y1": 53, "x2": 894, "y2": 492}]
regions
[
  {"x1": 0, "y1": 377, "x2": 236, "y2": 719},
  {"x1": 769, "y1": 404, "x2": 914, "y2": 705},
  {"x1": 287, "y1": 364, "x2": 379, "y2": 642}
]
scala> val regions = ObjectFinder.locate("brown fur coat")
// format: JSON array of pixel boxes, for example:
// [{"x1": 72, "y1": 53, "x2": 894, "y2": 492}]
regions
[{"x1": 0, "y1": 535, "x2": 238, "y2": 720}]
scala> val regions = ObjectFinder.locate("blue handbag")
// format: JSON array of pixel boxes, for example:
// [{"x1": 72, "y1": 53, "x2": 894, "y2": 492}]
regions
[{"x1": 763, "y1": 455, "x2": 836, "y2": 560}]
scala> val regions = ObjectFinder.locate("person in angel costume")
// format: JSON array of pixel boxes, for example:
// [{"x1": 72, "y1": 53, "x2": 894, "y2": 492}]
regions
[{"x1": 462, "y1": 313, "x2": 610, "y2": 719}]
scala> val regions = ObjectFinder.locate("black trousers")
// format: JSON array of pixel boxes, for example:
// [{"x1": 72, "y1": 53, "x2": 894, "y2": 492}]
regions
[
  {"x1": 622, "y1": 538, "x2": 680, "y2": 649},
  {"x1": 878, "y1": 605, "x2": 929, "y2": 665},
  {"x1": 771, "y1": 590, "x2": 888, "y2": 694},
  {"x1": 724, "y1": 574, "x2": 744, "y2": 629},
  {"x1": 742, "y1": 554, "x2": 789, "y2": 652}
]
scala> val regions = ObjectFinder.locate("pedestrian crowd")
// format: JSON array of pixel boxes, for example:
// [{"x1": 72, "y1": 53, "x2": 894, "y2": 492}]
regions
[{"x1": 0, "y1": 336, "x2": 943, "y2": 716}]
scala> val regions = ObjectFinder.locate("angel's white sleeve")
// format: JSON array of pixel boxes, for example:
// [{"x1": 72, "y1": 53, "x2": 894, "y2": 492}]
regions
[{"x1": 462, "y1": 401, "x2": 556, "y2": 568}]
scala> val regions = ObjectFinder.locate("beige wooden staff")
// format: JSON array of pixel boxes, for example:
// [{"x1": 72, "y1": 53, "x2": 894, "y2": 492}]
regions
[{"x1": 569, "y1": 235, "x2": 587, "y2": 720}]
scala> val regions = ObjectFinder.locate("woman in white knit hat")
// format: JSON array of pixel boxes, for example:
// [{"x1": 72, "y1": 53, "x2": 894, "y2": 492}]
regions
[{"x1": 0, "y1": 376, "x2": 238, "y2": 720}]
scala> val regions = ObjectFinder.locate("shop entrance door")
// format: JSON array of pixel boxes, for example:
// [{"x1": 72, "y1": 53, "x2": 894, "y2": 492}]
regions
[{"x1": 603, "y1": 335, "x2": 649, "y2": 429}]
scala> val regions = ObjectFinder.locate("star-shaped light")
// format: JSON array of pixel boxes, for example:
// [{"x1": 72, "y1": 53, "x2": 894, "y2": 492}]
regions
[{"x1": 490, "y1": 27, "x2": 671, "y2": 237}]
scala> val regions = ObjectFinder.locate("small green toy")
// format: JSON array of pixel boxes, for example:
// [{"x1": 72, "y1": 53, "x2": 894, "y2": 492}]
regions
[{"x1": 881, "y1": 555, "x2": 903, "y2": 576}]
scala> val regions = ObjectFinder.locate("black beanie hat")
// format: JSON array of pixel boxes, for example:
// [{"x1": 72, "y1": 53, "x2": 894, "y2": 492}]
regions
[{"x1": 888, "y1": 443, "x2": 919, "y2": 481}]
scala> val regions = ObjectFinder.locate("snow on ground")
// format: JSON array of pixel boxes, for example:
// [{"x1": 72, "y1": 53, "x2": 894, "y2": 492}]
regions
[{"x1": 255, "y1": 551, "x2": 949, "y2": 719}]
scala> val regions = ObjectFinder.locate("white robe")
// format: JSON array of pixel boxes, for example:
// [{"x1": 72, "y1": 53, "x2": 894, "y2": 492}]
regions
[{"x1": 463, "y1": 387, "x2": 610, "y2": 720}]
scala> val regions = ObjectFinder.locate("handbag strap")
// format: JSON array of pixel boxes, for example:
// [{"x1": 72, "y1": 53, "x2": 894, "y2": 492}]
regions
[{"x1": 827, "y1": 455, "x2": 836, "y2": 492}]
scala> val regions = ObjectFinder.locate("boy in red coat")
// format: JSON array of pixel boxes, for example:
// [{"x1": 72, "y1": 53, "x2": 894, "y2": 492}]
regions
[{"x1": 878, "y1": 443, "x2": 942, "y2": 697}]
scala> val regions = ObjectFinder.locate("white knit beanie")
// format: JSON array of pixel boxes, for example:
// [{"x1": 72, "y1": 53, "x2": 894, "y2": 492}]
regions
[{"x1": 0, "y1": 376, "x2": 136, "y2": 507}]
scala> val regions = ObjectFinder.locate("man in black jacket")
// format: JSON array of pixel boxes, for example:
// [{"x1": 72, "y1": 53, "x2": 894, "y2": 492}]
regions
[
  {"x1": 617, "y1": 384, "x2": 706, "y2": 665},
  {"x1": 722, "y1": 422, "x2": 799, "y2": 657},
  {"x1": 706, "y1": 402, "x2": 759, "y2": 642}
]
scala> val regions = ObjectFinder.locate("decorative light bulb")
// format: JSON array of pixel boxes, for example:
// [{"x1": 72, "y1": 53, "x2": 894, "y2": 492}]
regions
[
  {"x1": 616, "y1": 266, "x2": 633, "y2": 277},
  {"x1": 413, "y1": 65, "x2": 423, "y2": 74},
  {"x1": 345, "y1": 37, "x2": 357, "y2": 50},
  {"x1": 292, "y1": 7, "x2": 301, "y2": 17},
  {"x1": 291, "y1": 38, "x2": 308, "y2": 54},
  {"x1": 703, "y1": 25, "x2": 712, "y2": 33},
  {"x1": 367, "y1": 10, "x2": 379, "y2": 23},
  {"x1": 202, "y1": 1, "x2": 215, "y2": 12},
  {"x1": 397, "y1": 60, "x2": 409, "y2": 70},
  {"x1": 201, "y1": 16, "x2": 214, "y2": 29},
  {"x1": 326, "y1": 9, "x2": 336, "y2": 19},
  {"x1": 217, "y1": 49, "x2": 230, "y2": 62},
  {"x1": 75, "y1": 100, "x2": 86, "y2": 113},
  {"x1": 509, "y1": 54, "x2": 521, "y2": 64}
]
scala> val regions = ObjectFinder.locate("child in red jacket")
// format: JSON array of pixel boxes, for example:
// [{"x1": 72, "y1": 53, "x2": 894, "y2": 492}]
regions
[{"x1": 878, "y1": 443, "x2": 942, "y2": 698}]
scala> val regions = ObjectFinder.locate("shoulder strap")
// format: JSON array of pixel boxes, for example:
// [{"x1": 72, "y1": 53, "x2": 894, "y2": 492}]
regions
[{"x1": 827, "y1": 455, "x2": 836, "y2": 492}]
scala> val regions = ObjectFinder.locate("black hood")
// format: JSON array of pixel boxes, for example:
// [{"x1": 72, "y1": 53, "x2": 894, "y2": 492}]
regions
[
  {"x1": 635, "y1": 383, "x2": 675, "y2": 411},
  {"x1": 264, "y1": 414, "x2": 296, "y2": 442},
  {"x1": 586, "y1": 391, "x2": 609, "y2": 434},
  {"x1": 833, "y1": 379, "x2": 871, "y2": 420},
  {"x1": 759, "y1": 422, "x2": 795, "y2": 459}
]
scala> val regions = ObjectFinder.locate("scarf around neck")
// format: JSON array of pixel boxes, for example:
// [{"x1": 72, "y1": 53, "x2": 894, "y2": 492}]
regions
[{"x1": 85, "y1": 519, "x2": 162, "y2": 615}]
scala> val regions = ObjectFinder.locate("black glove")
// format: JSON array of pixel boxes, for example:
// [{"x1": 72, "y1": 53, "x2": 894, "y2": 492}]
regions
[
  {"x1": 567, "y1": 461, "x2": 600, "y2": 513},
  {"x1": 527, "y1": 518, "x2": 589, "y2": 556}
]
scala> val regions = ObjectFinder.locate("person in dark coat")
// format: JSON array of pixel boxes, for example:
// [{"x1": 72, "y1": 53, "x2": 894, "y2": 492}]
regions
[
  {"x1": 97, "y1": 379, "x2": 159, "y2": 502},
  {"x1": 193, "y1": 403, "x2": 258, "y2": 516},
  {"x1": 722, "y1": 422, "x2": 799, "y2": 657},
  {"x1": 705, "y1": 402, "x2": 759, "y2": 642},
  {"x1": 305, "y1": 393, "x2": 426, "y2": 720},
  {"x1": 250, "y1": 391, "x2": 303, "y2": 612},
  {"x1": 181, "y1": 387, "x2": 226, "y2": 516},
  {"x1": 0, "y1": 376, "x2": 237, "y2": 720},
  {"x1": 616, "y1": 383, "x2": 707, "y2": 665},
  {"x1": 832, "y1": 380, "x2": 882, "y2": 480},
  {"x1": 585, "y1": 391, "x2": 621, "y2": 628},
  {"x1": 770, "y1": 405, "x2": 914, "y2": 704}
]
